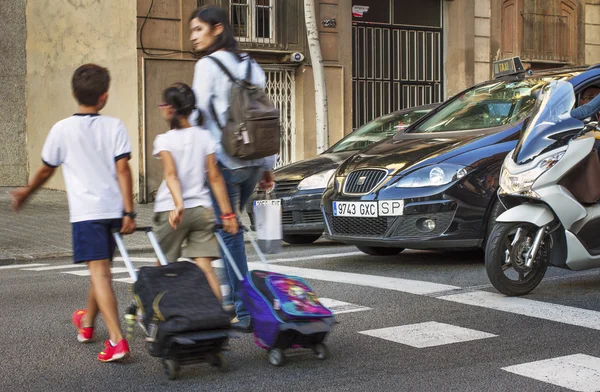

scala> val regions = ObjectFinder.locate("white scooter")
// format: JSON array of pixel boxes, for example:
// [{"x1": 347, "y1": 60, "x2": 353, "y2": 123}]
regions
[{"x1": 486, "y1": 80, "x2": 600, "y2": 296}]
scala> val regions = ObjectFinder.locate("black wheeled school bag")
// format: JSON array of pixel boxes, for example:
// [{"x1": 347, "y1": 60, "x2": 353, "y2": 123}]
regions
[{"x1": 133, "y1": 261, "x2": 230, "y2": 340}]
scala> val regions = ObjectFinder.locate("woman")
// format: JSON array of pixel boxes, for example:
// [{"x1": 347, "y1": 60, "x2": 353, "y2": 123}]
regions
[
  {"x1": 189, "y1": 5, "x2": 275, "y2": 332},
  {"x1": 153, "y1": 82, "x2": 238, "y2": 302}
]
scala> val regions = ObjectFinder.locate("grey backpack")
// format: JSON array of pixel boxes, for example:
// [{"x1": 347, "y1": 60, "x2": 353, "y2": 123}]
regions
[{"x1": 208, "y1": 55, "x2": 280, "y2": 160}]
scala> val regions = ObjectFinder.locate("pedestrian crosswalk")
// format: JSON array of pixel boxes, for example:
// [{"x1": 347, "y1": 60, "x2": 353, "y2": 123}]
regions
[{"x1": 6, "y1": 261, "x2": 600, "y2": 391}]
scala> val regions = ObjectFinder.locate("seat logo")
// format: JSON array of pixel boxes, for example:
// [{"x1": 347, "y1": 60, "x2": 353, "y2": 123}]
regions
[{"x1": 356, "y1": 176, "x2": 367, "y2": 186}]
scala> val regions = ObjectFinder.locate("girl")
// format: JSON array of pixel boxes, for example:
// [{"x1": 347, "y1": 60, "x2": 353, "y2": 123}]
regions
[{"x1": 153, "y1": 82, "x2": 237, "y2": 301}]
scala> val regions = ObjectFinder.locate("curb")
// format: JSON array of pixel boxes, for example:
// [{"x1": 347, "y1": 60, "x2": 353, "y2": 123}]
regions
[
  {"x1": 0, "y1": 246, "x2": 154, "y2": 266},
  {"x1": 0, "y1": 237, "x2": 256, "y2": 266}
]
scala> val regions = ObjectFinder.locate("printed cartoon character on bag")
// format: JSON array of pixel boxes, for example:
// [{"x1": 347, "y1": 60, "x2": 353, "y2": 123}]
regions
[{"x1": 272, "y1": 277, "x2": 329, "y2": 315}]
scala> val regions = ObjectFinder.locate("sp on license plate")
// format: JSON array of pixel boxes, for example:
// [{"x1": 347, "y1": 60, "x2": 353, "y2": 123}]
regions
[{"x1": 333, "y1": 200, "x2": 404, "y2": 217}]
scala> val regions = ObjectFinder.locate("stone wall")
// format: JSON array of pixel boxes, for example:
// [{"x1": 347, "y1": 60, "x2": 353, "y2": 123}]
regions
[
  {"x1": 0, "y1": 0, "x2": 27, "y2": 186},
  {"x1": 26, "y1": 0, "x2": 139, "y2": 195},
  {"x1": 586, "y1": 1, "x2": 600, "y2": 65}
]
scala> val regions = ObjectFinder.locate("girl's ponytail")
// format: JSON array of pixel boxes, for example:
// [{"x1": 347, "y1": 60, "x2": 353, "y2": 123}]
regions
[{"x1": 162, "y1": 83, "x2": 197, "y2": 129}]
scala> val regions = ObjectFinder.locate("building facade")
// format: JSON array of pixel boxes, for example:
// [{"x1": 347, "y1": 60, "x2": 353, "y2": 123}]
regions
[{"x1": 2, "y1": 0, "x2": 600, "y2": 201}]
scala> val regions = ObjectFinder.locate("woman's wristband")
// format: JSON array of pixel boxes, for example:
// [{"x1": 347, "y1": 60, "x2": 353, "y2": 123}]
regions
[{"x1": 220, "y1": 212, "x2": 236, "y2": 220}]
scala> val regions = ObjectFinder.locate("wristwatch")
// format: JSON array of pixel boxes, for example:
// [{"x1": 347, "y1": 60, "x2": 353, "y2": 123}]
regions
[{"x1": 123, "y1": 211, "x2": 137, "y2": 219}]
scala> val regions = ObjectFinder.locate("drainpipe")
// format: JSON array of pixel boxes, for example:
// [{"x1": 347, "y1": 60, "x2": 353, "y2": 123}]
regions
[{"x1": 304, "y1": 0, "x2": 329, "y2": 154}]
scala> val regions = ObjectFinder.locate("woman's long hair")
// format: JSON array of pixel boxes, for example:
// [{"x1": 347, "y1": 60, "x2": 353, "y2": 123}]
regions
[
  {"x1": 163, "y1": 83, "x2": 196, "y2": 130},
  {"x1": 190, "y1": 5, "x2": 239, "y2": 55}
]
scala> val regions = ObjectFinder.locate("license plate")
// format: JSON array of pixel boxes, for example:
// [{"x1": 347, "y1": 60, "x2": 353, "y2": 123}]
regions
[
  {"x1": 332, "y1": 200, "x2": 404, "y2": 217},
  {"x1": 333, "y1": 201, "x2": 378, "y2": 217},
  {"x1": 378, "y1": 200, "x2": 404, "y2": 217}
]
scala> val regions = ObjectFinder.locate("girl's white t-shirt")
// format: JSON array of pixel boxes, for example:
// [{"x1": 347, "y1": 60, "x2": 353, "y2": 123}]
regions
[{"x1": 152, "y1": 126, "x2": 216, "y2": 212}]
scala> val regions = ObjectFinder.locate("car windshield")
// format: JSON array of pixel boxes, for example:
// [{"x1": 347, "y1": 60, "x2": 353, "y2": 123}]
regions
[
  {"x1": 328, "y1": 109, "x2": 432, "y2": 153},
  {"x1": 411, "y1": 78, "x2": 563, "y2": 133}
]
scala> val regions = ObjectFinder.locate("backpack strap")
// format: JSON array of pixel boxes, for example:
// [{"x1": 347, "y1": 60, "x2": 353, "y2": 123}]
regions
[
  {"x1": 244, "y1": 55, "x2": 253, "y2": 83},
  {"x1": 206, "y1": 56, "x2": 238, "y2": 83},
  {"x1": 206, "y1": 56, "x2": 237, "y2": 131}
]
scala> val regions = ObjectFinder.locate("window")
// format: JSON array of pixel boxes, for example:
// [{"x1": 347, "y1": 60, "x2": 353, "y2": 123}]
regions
[
  {"x1": 411, "y1": 78, "x2": 574, "y2": 133},
  {"x1": 231, "y1": 0, "x2": 275, "y2": 42},
  {"x1": 328, "y1": 109, "x2": 433, "y2": 153}
]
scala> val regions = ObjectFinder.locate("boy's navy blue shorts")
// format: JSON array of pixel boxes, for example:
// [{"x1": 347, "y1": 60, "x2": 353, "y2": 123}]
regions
[{"x1": 72, "y1": 219, "x2": 122, "y2": 263}]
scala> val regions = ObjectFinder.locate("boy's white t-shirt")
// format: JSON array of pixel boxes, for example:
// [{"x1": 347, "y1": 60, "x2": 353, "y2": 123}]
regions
[
  {"x1": 152, "y1": 126, "x2": 216, "y2": 212},
  {"x1": 41, "y1": 114, "x2": 132, "y2": 223}
]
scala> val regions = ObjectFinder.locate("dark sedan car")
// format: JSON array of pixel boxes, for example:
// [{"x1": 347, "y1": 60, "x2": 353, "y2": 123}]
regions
[
  {"x1": 246, "y1": 104, "x2": 439, "y2": 244},
  {"x1": 322, "y1": 60, "x2": 600, "y2": 255}
]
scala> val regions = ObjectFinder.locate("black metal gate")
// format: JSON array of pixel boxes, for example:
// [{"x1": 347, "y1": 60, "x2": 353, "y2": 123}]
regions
[{"x1": 352, "y1": 0, "x2": 443, "y2": 129}]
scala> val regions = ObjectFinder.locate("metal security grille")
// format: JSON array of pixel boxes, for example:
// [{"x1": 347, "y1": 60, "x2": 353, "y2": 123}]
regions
[
  {"x1": 344, "y1": 169, "x2": 388, "y2": 195},
  {"x1": 352, "y1": 25, "x2": 443, "y2": 129},
  {"x1": 264, "y1": 67, "x2": 295, "y2": 167}
]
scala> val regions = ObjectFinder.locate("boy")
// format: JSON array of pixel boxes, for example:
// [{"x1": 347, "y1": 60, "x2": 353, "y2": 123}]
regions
[{"x1": 11, "y1": 64, "x2": 136, "y2": 362}]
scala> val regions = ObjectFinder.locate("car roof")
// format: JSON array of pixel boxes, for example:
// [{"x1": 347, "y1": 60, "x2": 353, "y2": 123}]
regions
[
  {"x1": 387, "y1": 102, "x2": 441, "y2": 116},
  {"x1": 483, "y1": 64, "x2": 600, "y2": 87}
]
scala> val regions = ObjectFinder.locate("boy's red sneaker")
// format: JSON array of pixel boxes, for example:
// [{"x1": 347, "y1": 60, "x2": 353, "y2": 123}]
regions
[
  {"x1": 72, "y1": 309, "x2": 94, "y2": 343},
  {"x1": 98, "y1": 339, "x2": 130, "y2": 362}
]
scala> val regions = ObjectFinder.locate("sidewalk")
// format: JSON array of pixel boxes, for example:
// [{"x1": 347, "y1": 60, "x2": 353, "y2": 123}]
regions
[{"x1": 0, "y1": 188, "x2": 250, "y2": 264}]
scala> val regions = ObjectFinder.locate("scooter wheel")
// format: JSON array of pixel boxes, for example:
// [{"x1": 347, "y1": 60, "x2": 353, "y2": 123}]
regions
[
  {"x1": 268, "y1": 349, "x2": 285, "y2": 366},
  {"x1": 163, "y1": 359, "x2": 180, "y2": 380},
  {"x1": 314, "y1": 343, "x2": 329, "y2": 360}
]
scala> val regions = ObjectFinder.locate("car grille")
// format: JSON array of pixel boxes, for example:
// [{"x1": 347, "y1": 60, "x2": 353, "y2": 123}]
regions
[
  {"x1": 302, "y1": 210, "x2": 324, "y2": 224},
  {"x1": 282, "y1": 211, "x2": 294, "y2": 225},
  {"x1": 327, "y1": 214, "x2": 393, "y2": 237},
  {"x1": 249, "y1": 210, "x2": 323, "y2": 226},
  {"x1": 274, "y1": 180, "x2": 301, "y2": 194},
  {"x1": 344, "y1": 169, "x2": 387, "y2": 195}
]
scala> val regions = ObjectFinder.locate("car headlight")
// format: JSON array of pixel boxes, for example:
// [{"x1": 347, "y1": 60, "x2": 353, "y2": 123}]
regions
[
  {"x1": 298, "y1": 169, "x2": 336, "y2": 190},
  {"x1": 395, "y1": 164, "x2": 469, "y2": 188},
  {"x1": 500, "y1": 149, "x2": 566, "y2": 198}
]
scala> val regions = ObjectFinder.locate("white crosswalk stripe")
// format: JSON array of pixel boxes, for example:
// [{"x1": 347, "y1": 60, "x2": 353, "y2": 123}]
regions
[
  {"x1": 439, "y1": 290, "x2": 600, "y2": 332},
  {"x1": 0, "y1": 263, "x2": 48, "y2": 270},
  {"x1": 21, "y1": 265, "x2": 88, "y2": 272},
  {"x1": 502, "y1": 354, "x2": 600, "y2": 392},
  {"x1": 359, "y1": 321, "x2": 497, "y2": 348},
  {"x1": 64, "y1": 267, "x2": 132, "y2": 277}
]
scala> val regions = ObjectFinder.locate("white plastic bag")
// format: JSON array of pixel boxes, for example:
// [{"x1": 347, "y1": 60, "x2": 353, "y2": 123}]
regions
[{"x1": 253, "y1": 195, "x2": 282, "y2": 254}]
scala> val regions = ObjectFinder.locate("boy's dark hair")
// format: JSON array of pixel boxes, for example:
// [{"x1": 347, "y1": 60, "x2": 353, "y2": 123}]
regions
[
  {"x1": 72, "y1": 64, "x2": 110, "y2": 106},
  {"x1": 190, "y1": 6, "x2": 239, "y2": 55},
  {"x1": 163, "y1": 83, "x2": 197, "y2": 129}
]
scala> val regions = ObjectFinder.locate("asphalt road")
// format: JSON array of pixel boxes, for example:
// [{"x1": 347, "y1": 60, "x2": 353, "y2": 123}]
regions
[{"x1": 2, "y1": 240, "x2": 600, "y2": 392}]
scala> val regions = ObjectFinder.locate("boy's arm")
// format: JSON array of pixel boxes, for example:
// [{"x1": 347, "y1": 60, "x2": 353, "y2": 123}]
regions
[
  {"x1": 206, "y1": 154, "x2": 238, "y2": 234},
  {"x1": 158, "y1": 151, "x2": 185, "y2": 229},
  {"x1": 10, "y1": 164, "x2": 55, "y2": 211},
  {"x1": 115, "y1": 158, "x2": 136, "y2": 234}
]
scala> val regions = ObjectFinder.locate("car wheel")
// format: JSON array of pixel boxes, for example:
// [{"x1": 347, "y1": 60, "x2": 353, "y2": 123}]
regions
[
  {"x1": 356, "y1": 246, "x2": 405, "y2": 256},
  {"x1": 282, "y1": 234, "x2": 322, "y2": 245}
]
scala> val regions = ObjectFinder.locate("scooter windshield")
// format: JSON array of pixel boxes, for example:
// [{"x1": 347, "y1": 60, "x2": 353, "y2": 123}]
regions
[{"x1": 514, "y1": 80, "x2": 583, "y2": 164}]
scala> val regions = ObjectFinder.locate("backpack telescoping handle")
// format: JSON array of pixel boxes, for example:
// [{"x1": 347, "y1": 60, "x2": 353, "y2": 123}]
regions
[
  {"x1": 111, "y1": 227, "x2": 169, "y2": 282},
  {"x1": 212, "y1": 224, "x2": 268, "y2": 282}
]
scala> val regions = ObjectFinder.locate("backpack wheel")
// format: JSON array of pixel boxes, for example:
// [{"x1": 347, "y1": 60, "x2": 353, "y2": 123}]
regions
[
  {"x1": 163, "y1": 359, "x2": 180, "y2": 380},
  {"x1": 210, "y1": 352, "x2": 229, "y2": 372},
  {"x1": 268, "y1": 349, "x2": 285, "y2": 366},
  {"x1": 314, "y1": 343, "x2": 329, "y2": 360}
]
